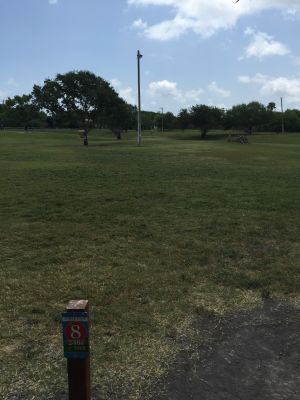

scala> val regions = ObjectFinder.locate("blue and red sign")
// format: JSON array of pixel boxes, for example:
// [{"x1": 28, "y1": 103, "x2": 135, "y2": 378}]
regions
[{"x1": 62, "y1": 311, "x2": 89, "y2": 358}]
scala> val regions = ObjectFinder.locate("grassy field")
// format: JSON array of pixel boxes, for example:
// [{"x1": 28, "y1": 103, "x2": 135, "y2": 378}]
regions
[{"x1": 0, "y1": 129, "x2": 299, "y2": 399}]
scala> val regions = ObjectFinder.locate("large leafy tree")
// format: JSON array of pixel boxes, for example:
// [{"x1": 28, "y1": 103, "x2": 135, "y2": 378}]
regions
[
  {"x1": 105, "y1": 100, "x2": 135, "y2": 139},
  {"x1": 177, "y1": 108, "x2": 190, "y2": 131},
  {"x1": 284, "y1": 109, "x2": 300, "y2": 132},
  {"x1": 153, "y1": 111, "x2": 176, "y2": 131},
  {"x1": 226, "y1": 102, "x2": 267, "y2": 134},
  {"x1": 190, "y1": 105, "x2": 223, "y2": 139},
  {"x1": 267, "y1": 102, "x2": 276, "y2": 112},
  {"x1": 0, "y1": 94, "x2": 46, "y2": 127},
  {"x1": 141, "y1": 111, "x2": 158, "y2": 130},
  {"x1": 32, "y1": 70, "x2": 131, "y2": 132},
  {"x1": 32, "y1": 79, "x2": 64, "y2": 127},
  {"x1": 163, "y1": 112, "x2": 176, "y2": 130}
]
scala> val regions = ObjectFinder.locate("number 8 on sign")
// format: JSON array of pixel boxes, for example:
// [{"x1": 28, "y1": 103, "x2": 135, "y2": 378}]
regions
[
  {"x1": 71, "y1": 324, "x2": 82, "y2": 339},
  {"x1": 62, "y1": 311, "x2": 89, "y2": 358},
  {"x1": 65, "y1": 322, "x2": 87, "y2": 341}
]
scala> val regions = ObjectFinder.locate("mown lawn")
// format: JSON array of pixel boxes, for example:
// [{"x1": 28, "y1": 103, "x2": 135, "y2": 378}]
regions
[{"x1": 0, "y1": 129, "x2": 299, "y2": 399}]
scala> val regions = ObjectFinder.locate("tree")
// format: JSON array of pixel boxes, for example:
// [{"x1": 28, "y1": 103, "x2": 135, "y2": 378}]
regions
[
  {"x1": 105, "y1": 100, "x2": 135, "y2": 139},
  {"x1": 162, "y1": 112, "x2": 176, "y2": 130},
  {"x1": 284, "y1": 109, "x2": 300, "y2": 132},
  {"x1": 226, "y1": 102, "x2": 267, "y2": 134},
  {"x1": 141, "y1": 111, "x2": 157, "y2": 130},
  {"x1": 177, "y1": 108, "x2": 190, "y2": 131},
  {"x1": 32, "y1": 79, "x2": 64, "y2": 127},
  {"x1": 190, "y1": 105, "x2": 223, "y2": 139},
  {"x1": 1, "y1": 94, "x2": 46, "y2": 127},
  {"x1": 264, "y1": 102, "x2": 278, "y2": 132},
  {"x1": 32, "y1": 70, "x2": 132, "y2": 133},
  {"x1": 267, "y1": 102, "x2": 276, "y2": 112}
]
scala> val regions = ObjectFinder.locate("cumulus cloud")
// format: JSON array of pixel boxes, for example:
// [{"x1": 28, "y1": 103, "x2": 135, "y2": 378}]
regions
[
  {"x1": 208, "y1": 81, "x2": 230, "y2": 97},
  {"x1": 119, "y1": 87, "x2": 136, "y2": 104},
  {"x1": 49, "y1": 0, "x2": 58, "y2": 4},
  {"x1": 149, "y1": 80, "x2": 179, "y2": 97},
  {"x1": 128, "y1": 0, "x2": 300, "y2": 40},
  {"x1": 243, "y1": 27, "x2": 290, "y2": 59},
  {"x1": 148, "y1": 79, "x2": 203, "y2": 104},
  {"x1": 239, "y1": 73, "x2": 300, "y2": 105},
  {"x1": 110, "y1": 78, "x2": 135, "y2": 104},
  {"x1": 183, "y1": 89, "x2": 203, "y2": 103},
  {"x1": 132, "y1": 18, "x2": 148, "y2": 29},
  {"x1": 110, "y1": 78, "x2": 122, "y2": 88}
]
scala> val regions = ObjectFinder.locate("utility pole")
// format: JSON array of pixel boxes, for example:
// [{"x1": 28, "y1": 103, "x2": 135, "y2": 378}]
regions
[
  {"x1": 281, "y1": 97, "x2": 285, "y2": 134},
  {"x1": 137, "y1": 50, "x2": 143, "y2": 145},
  {"x1": 161, "y1": 107, "x2": 164, "y2": 132}
]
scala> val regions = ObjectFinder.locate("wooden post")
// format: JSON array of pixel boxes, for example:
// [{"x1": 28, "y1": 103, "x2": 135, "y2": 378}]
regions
[{"x1": 62, "y1": 300, "x2": 91, "y2": 400}]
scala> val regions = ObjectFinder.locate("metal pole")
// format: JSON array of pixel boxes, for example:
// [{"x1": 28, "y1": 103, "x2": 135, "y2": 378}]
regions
[
  {"x1": 281, "y1": 97, "x2": 285, "y2": 134},
  {"x1": 161, "y1": 107, "x2": 164, "y2": 132},
  {"x1": 137, "y1": 50, "x2": 143, "y2": 145}
]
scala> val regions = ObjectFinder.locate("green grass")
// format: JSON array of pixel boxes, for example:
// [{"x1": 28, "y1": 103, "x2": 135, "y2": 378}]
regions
[{"x1": 0, "y1": 129, "x2": 299, "y2": 399}]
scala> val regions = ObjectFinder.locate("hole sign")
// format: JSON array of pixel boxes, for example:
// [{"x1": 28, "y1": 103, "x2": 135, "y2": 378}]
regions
[{"x1": 65, "y1": 322, "x2": 87, "y2": 341}]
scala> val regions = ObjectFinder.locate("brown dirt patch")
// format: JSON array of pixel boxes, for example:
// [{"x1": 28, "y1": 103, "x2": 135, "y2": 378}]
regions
[{"x1": 154, "y1": 300, "x2": 300, "y2": 400}]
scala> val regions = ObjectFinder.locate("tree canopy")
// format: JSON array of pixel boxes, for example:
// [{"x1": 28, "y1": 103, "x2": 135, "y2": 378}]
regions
[
  {"x1": 190, "y1": 105, "x2": 224, "y2": 139},
  {"x1": 32, "y1": 70, "x2": 132, "y2": 132},
  {"x1": 0, "y1": 94, "x2": 46, "y2": 127}
]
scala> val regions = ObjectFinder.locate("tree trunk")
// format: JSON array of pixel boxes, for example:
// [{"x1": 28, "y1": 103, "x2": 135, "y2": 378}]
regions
[
  {"x1": 200, "y1": 129, "x2": 207, "y2": 140},
  {"x1": 114, "y1": 129, "x2": 122, "y2": 140}
]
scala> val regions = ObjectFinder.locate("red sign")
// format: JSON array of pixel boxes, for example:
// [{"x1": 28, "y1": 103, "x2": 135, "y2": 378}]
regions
[{"x1": 65, "y1": 322, "x2": 87, "y2": 341}]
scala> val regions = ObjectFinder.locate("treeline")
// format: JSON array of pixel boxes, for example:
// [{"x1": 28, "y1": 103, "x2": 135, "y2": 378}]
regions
[
  {"x1": 1, "y1": 70, "x2": 300, "y2": 137},
  {"x1": 0, "y1": 71, "x2": 136, "y2": 139},
  {"x1": 143, "y1": 103, "x2": 300, "y2": 137}
]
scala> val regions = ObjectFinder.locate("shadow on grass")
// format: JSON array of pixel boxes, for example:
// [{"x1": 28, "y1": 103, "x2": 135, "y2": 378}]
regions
[
  {"x1": 171, "y1": 133, "x2": 232, "y2": 141},
  {"x1": 90, "y1": 141, "x2": 136, "y2": 148}
]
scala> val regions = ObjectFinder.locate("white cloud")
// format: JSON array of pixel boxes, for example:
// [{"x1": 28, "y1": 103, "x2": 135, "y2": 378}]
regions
[
  {"x1": 148, "y1": 79, "x2": 203, "y2": 105},
  {"x1": 110, "y1": 78, "x2": 122, "y2": 88},
  {"x1": 49, "y1": 0, "x2": 58, "y2": 4},
  {"x1": 238, "y1": 73, "x2": 265, "y2": 84},
  {"x1": 243, "y1": 28, "x2": 290, "y2": 59},
  {"x1": 283, "y1": 7, "x2": 300, "y2": 20},
  {"x1": 238, "y1": 76, "x2": 251, "y2": 84},
  {"x1": 239, "y1": 73, "x2": 300, "y2": 106},
  {"x1": 119, "y1": 87, "x2": 135, "y2": 104},
  {"x1": 208, "y1": 81, "x2": 230, "y2": 97},
  {"x1": 128, "y1": 0, "x2": 300, "y2": 40},
  {"x1": 148, "y1": 80, "x2": 179, "y2": 97},
  {"x1": 132, "y1": 18, "x2": 148, "y2": 29},
  {"x1": 110, "y1": 78, "x2": 135, "y2": 104},
  {"x1": 183, "y1": 89, "x2": 203, "y2": 103}
]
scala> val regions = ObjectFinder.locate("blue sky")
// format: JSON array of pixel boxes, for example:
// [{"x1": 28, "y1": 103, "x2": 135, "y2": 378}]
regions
[{"x1": 0, "y1": 0, "x2": 299, "y2": 114}]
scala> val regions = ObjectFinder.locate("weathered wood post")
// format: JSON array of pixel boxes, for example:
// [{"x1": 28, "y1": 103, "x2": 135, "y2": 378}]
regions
[{"x1": 62, "y1": 300, "x2": 91, "y2": 400}]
